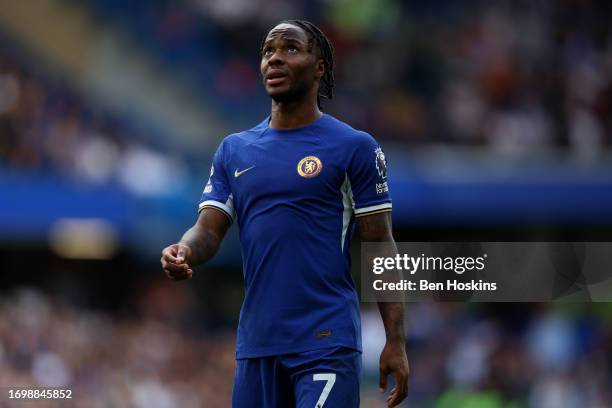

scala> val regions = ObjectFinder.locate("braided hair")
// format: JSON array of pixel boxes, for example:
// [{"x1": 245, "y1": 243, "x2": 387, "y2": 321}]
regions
[{"x1": 263, "y1": 19, "x2": 335, "y2": 109}]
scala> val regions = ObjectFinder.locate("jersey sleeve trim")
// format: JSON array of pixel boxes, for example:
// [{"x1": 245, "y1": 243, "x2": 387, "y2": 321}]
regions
[
  {"x1": 354, "y1": 202, "x2": 392, "y2": 217},
  {"x1": 198, "y1": 200, "x2": 234, "y2": 223}
]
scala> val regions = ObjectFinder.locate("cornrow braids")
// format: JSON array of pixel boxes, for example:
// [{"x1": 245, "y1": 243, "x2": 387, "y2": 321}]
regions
[{"x1": 271, "y1": 19, "x2": 335, "y2": 109}]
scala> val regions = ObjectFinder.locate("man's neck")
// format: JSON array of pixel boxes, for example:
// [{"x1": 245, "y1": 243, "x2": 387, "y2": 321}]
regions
[{"x1": 269, "y1": 99, "x2": 322, "y2": 130}]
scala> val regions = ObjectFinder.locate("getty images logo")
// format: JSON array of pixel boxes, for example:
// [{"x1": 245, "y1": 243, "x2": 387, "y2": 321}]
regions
[{"x1": 372, "y1": 253, "x2": 488, "y2": 275}]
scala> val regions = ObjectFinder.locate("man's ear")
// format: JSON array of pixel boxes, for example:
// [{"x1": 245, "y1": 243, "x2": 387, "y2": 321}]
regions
[{"x1": 316, "y1": 59, "x2": 325, "y2": 79}]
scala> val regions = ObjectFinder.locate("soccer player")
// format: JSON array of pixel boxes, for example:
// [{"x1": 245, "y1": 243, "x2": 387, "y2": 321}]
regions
[{"x1": 161, "y1": 19, "x2": 409, "y2": 407}]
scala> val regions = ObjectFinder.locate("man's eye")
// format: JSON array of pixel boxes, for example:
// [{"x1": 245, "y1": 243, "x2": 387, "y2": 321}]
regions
[
  {"x1": 287, "y1": 47, "x2": 298, "y2": 53},
  {"x1": 263, "y1": 48, "x2": 274, "y2": 56}
]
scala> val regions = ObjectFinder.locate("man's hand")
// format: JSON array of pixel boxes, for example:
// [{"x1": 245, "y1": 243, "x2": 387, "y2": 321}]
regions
[
  {"x1": 161, "y1": 243, "x2": 193, "y2": 280},
  {"x1": 379, "y1": 339, "x2": 409, "y2": 407}
]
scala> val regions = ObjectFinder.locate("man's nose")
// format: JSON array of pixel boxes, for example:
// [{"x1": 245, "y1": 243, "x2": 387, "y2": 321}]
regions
[{"x1": 268, "y1": 50, "x2": 285, "y2": 65}]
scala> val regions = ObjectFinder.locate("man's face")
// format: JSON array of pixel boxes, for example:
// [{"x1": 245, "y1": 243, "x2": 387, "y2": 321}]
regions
[{"x1": 260, "y1": 23, "x2": 324, "y2": 104}]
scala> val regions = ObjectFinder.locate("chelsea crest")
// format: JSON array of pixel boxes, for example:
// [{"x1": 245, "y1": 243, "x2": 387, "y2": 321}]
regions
[{"x1": 297, "y1": 156, "x2": 323, "y2": 178}]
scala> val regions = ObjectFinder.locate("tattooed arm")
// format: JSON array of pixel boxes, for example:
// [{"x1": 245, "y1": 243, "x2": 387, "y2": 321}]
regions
[
  {"x1": 160, "y1": 208, "x2": 231, "y2": 280},
  {"x1": 357, "y1": 211, "x2": 409, "y2": 407}
]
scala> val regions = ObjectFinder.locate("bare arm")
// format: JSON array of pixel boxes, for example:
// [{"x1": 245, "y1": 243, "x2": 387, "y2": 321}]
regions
[
  {"x1": 160, "y1": 207, "x2": 231, "y2": 280},
  {"x1": 357, "y1": 211, "x2": 409, "y2": 407}
]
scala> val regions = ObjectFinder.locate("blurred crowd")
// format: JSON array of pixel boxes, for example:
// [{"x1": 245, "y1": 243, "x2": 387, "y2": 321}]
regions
[
  {"x1": 85, "y1": 0, "x2": 612, "y2": 156},
  {"x1": 1, "y1": 287, "x2": 611, "y2": 408},
  {"x1": 0, "y1": 53, "x2": 187, "y2": 197},
  {"x1": 1, "y1": 0, "x2": 611, "y2": 185},
  {"x1": 0, "y1": 287, "x2": 236, "y2": 408},
  {"x1": 363, "y1": 302, "x2": 612, "y2": 407}
]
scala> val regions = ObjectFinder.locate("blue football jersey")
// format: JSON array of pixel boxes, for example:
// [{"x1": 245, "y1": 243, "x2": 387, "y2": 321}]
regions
[{"x1": 199, "y1": 114, "x2": 391, "y2": 358}]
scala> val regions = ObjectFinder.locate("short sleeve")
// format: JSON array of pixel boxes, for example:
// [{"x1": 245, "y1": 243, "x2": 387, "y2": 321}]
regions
[
  {"x1": 198, "y1": 140, "x2": 235, "y2": 223},
  {"x1": 347, "y1": 133, "x2": 392, "y2": 217}
]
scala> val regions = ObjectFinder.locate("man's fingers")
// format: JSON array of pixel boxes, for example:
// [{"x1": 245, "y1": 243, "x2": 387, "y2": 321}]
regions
[
  {"x1": 387, "y1": 369, "x2": 409, "y2": 407},
  {"x1": 386, "y1": 387, "x2": 396, "y2": 405},
  {"x1": 176, "y1": 246, "x2": 187, "y2": 263},
  {"x1": 162, "y1": 260, "x2": 190, "y2": 273},
  {"x1": 165, "y1": 268, "x2": 193, "y2": 280},
  {"x1": 162, "y1": 261, "x2": 191, "y2": 281},
  {"x1": 163, "y1": 250, "x2": 191, "y2": 266},
  {"x1": 161, "y1": 251, "x2": 180, "y2": 264},
  {"x1": 379, "y1": 366, "x2": 388, "y2": 393},
  {"x1": 161, "y1": 245, "x2": 192, "y2": 281}
]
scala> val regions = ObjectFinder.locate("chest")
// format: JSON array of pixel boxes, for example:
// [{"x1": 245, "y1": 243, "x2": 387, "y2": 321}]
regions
[{"x1": 228, "y1": 138, "x2": 346, "y2": 202}]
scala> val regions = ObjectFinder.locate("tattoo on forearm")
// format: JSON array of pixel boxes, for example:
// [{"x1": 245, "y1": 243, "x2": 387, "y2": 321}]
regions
[
  {"x1": 359, "y1": 212, "x2": 405, "y2": 336},
  {"x1": 357, "y1": 212, "x2": 392, "y2": 240},
  {"x1": 180, "y1": 227, "x2": 220, "y2": 265},
  {"x1": 378, "y1": 302, "x2": 406, "y2": 342}
]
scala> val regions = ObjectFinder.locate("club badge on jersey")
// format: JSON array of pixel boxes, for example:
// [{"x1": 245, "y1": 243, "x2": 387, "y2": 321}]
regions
[{"x1": 297, "y1": 156, "x2": 323, "y2": 178}]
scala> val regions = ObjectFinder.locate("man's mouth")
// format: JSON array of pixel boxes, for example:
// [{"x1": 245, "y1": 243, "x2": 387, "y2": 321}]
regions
[{"x1": 266, "y1": 71, "x2": 288, "y2": 85}]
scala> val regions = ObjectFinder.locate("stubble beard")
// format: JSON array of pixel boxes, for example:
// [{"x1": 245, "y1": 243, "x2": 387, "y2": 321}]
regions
[{"x1": 268, "y1": 77, "x2": 316, "y2": 105}]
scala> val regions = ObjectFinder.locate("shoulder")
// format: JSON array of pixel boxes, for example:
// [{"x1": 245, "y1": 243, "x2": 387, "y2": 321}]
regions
[
  {"x1": 321, "y1": 116, "x2": 386, "y2": 172},
  {"x1": 321, "y1": 114, "x2": 379, "y2": 147},
  {"x1": 219, "y1": 117, "x2": 268, "y2": 151}
]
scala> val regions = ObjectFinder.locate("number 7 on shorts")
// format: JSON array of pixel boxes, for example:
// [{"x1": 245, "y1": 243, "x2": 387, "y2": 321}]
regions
[{"x1": 313, "y1": 373, "x2": 336, "y2": 407}]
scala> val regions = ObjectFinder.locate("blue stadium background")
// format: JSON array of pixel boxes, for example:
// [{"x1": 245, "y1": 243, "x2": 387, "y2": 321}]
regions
[{"x1": 1, "y1": 0, "x2": 612, "y2": 406}]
